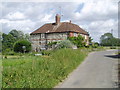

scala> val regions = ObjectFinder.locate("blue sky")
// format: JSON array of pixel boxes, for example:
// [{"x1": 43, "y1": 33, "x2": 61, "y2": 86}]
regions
[{"x1": 0, "y1": 0, "x2": 119, "y2": 42}]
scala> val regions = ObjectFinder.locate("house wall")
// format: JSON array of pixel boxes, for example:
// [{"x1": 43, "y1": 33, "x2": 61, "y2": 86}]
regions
[
  {"x1": 30, "y1": 33, "x2": 68, "y2": 51},
  {"x1": 46, "y1": 33, "x2": 68, "y2": 43},
  {"x1": 30, "y1": 32, "x2": 89, "y2": 51},
  {"x1": 30, "y1": 34, "x2": 41, "y2": 51}
]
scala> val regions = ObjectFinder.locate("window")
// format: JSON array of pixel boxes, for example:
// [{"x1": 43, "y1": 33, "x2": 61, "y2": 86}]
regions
[
  {"x1": 41, "y1": 34, "x2": 45, "y2": 38},
  {"x1": 74, "y1": 33, "x2": 77, "y2": 37}
]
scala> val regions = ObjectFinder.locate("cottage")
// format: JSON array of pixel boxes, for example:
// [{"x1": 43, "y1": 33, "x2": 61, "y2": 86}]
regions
[{"x1": 30, "y1": 14, "x2": 89, "y2": 51}]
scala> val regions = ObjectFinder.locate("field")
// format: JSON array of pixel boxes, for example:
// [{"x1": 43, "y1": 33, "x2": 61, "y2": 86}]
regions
[{"x1": 2, "y1": 48, "x2": 89, "y2": 88}]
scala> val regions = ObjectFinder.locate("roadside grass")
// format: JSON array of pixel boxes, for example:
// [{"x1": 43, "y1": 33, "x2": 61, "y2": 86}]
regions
[{"x1": 2, "y1": 48, "x2": 88, "y2": 88}]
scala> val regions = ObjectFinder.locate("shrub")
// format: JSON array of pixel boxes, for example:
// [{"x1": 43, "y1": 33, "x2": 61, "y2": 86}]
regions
[
  {"x1": 41, "y1": 50, "x2": 51, "y2": 56},
  {"x1": 68, "y1": 35, "x2": 85, "y2": 48},
  {"x1": 55, "y1": 40, "x2": 73, "y2": 49},
  {"x1": 14, "y1": 40, "x2": 31, "y2": 53}
]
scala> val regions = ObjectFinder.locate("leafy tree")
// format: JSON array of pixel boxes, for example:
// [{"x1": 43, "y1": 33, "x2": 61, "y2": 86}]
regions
[
  {"x1": 2, "y1": 33, "x2": 16, "y2": 51},
  {"x1": 100, "y1": 33, "x2": 120, "y2": 46},
  {"x1": 14, "y1": 40, "x2": 31, "y2": 53},
  {"x1": 9, "y1": 29, "x2": 24, "y2": 40},
  {"x1": 89, "y1": 36, "x2": 93, "y2": 44},
  {"x1": 68, "y1": 35, "x2": 85, "y2": 48},
  {"x1": 24, "y1": 33, "x2": 30, "y2": 41},
  {"x1": 2, "y1": 30, "x2": 31, "y2": 53}
]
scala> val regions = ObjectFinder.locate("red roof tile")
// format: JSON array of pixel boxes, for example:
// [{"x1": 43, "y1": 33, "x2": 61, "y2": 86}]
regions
[{"x1": 30, "y1": 22, "x2": 88, "y2": 35}]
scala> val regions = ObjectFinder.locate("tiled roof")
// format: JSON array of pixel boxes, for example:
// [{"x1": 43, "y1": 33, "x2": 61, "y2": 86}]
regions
[{"x1": 30, "y1": 22, "x2": 88, "y2": 35}]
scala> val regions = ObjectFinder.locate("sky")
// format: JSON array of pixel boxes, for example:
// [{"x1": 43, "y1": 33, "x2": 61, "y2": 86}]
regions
[{"x1": 0, "y1": 0, "x2": 119, "y2": 42}]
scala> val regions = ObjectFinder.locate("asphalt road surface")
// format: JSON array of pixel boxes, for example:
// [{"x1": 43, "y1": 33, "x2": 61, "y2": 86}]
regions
[{"x1": 56, "y1": 49, "x2": 118, "y2": 88}]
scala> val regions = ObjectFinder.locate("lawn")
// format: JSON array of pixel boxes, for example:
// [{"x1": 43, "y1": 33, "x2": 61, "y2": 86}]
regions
[{"x1": 2, "y1": 48, "x2": 89, "y2": 88}]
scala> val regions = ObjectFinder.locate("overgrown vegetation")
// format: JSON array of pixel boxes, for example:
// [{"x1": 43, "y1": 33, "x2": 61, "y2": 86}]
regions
[
  {"x1": 47, "y1": 40, "x2": 73, "y2": 50},
  {"x1": 3, "y1": 48, "x2": 88, "y2": 88},
  {"x1": 1, "y1": 30, "x2": 30, "y2": 54},
  {"x1": 14, "y1": 40, "x2": 31, "y2": 53},
  {"x1": 68, "y1": 35, "x2": 85, "y2": 47},
  {"x1": 2, "y1": 29, "x2": 119, "y2": 88}
]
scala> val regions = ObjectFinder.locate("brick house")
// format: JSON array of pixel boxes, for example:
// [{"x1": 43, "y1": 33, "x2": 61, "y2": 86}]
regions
[{"x1": 30, "y1": 14, "x2": 89, "y2": 51}]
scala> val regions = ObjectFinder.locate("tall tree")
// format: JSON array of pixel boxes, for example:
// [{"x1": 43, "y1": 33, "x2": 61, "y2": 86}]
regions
[
  {"x1": 2, "y1": 33, "x2": 16, "y2": 51},
  {"x1": 9, "y1": 29, "x2": 24, "y2": 40},
  {"x1": 100, "y1": 33, "x2": 120, "y2": 46},
  {"x1": 2, "y1": 30, "x2": 31, "y2": 53}
]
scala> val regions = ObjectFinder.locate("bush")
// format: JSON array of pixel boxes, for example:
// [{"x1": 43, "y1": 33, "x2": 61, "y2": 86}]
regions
[
  {"x1": 14, "y1": 40, "x2": 31, "y2": 53},
  {"x1": 68, "y1": 35, "x2": 85, "y2": 48},
  {"x1": 41, "y1": 50, "x2": 51, "y2": 56},
  {"x1": 55, "y1": 40, "x2": 73, "y2": 49}
]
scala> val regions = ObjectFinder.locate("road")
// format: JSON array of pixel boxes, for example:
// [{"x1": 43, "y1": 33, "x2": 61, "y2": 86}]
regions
[{"x1": 56, "y1": 50, "x2": 118, "y2": 88}]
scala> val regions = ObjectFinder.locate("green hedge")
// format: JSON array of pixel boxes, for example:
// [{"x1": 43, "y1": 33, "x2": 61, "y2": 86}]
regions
[{"x1": 14, "y1": 40, "x2": 31, "y2": 53}]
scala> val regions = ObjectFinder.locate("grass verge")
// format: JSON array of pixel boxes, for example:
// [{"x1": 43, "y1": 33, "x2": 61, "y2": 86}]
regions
[{"x1": 2, "y1": 48, "x2": 88, "y2": 88}]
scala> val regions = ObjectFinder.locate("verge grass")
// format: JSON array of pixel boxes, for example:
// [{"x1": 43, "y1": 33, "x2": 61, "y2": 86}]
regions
[{"x1": 2, "y1": 48, "x2": 88, "y2": 88}]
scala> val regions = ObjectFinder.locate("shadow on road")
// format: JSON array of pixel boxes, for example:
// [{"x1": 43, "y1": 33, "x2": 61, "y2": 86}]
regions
[{"x1": 104, "y1": 55, "x2": 120, "y2": 59}]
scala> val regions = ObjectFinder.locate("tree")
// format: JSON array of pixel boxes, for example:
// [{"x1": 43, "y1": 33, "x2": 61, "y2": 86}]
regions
[
  {"x1": 14, "y1": 40, "x2": 32, "y2": 53},
  {"x1": 9, "y1": 29, "x2": 24, "y2": 40},
  {"x1": 2, "y1": 30, "x2": 31, "y2": 53},
  {"x1": 24, "y1": 33, "x2": 30, "y2": 41},
  {"x1": 68, "y1": 35, "x2": 85, "y2": 48},
  {"x1": 100, "y1": 33, "x2": 120, "y2": 46},
  {"x1": 89, "y1": 36, "x2": 93, "y2": 44},
  {"x1": 2, "y1": 33, "x2": 16, "y2": 51}
]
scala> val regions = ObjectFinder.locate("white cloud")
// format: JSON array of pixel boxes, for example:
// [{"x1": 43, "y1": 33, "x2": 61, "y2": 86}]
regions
[
  {"x1": 84, "y1": 19, "x2": 118, "y2": 42},
  {"x1": 41, "y1": 14, "x2": 52, "y2": 22},
  {"x1": 5, "y1": 11, "x2": 26, "y2": 20},
  {"x1": 1, "y1": 19, "x2": 36, "y2": 33},
  {"x1": 0, "y1": 1, "x2": 118, "y2": 42},
  {"x1": 74, "y1": 0, "x2": 118, "y2": 22}
]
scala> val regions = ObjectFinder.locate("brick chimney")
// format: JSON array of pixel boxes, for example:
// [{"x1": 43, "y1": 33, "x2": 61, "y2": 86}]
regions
[{"x1": 55, "y1": 14, "x2": 60, "y2": 25}]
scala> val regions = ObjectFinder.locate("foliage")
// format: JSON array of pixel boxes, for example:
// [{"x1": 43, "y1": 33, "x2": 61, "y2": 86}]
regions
[
  {"x1": 47, "y1": 42, "x2": 57, "y2": 46},
  {"x1": 92, "y1": 42, "x2": 99, "y2": 48},
  {"x1": 14, "y1": 40, "x2": 31, "y2": 53},
  {"x1": 9, "y1": 29, "x2": 24, "y2": 40},
  {"x1": 47, "y1": 41, "x2": 57, "y2": 49},
  {"x1": 68, "y1": 35, "x2": 85, "y2": 48},
  {"x1": 100, "y1": 33, "x2": 120, "y2": 46},
  {"x1": 89, "y1": 36, "x2": 93, "y2": 44},
  {"x1": 47, "y1": 40, "x2": 74, "y2": 50},
  {"x1": 55, "y1": 40, "x2": 73, "y2": 49},
  {"x1": 2, "y1": 48, "x2": 88, "y2": 88},
  {"x1": 2, "y1": 30, "x2": 30, "y2": 54},
  {"x1": 2, "y1": 33, "x2": 16, "y2": 51}
]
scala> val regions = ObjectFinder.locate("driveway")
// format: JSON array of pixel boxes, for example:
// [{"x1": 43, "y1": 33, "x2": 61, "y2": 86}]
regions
[{"x1": 56, "y1": 49, "x2": 118, "y2": 88}]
